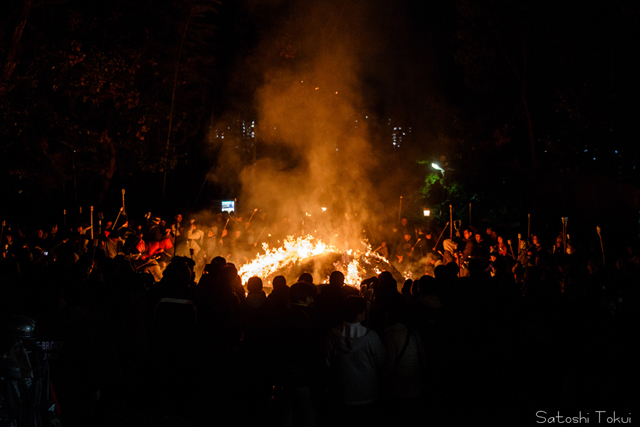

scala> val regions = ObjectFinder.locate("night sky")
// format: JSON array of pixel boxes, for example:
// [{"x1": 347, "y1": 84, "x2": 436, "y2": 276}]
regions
[{"x1": 1, "y1": 0, "x2": 639, "y2": 242}]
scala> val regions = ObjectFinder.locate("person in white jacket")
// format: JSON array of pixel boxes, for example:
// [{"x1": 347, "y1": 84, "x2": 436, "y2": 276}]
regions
[
  {"x1": 186, "y1": 220, "x2": 204, "y2": 257},
  {"x1": 325, "y1": 296, "x2": 386, "y2": 426}
]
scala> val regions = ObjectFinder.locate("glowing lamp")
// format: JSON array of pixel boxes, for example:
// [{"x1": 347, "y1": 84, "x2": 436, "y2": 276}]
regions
[{"x1": 423, "y1": 208, "x2": 431, "y2": 217}]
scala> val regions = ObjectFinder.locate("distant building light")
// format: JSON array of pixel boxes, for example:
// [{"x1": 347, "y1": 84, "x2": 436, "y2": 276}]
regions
[
  {"x1": 615, "y1": 150, "x2": 618, "y2": 154},
  {"x1": 593, "y1": 158, "x2": 596, "y2": 160},
  {"x1": 584, "y1": 149, "x2": 588, "y2": 152},
  {"x1": 365, "y1": 116, "x2": 368, "y2": 118}
]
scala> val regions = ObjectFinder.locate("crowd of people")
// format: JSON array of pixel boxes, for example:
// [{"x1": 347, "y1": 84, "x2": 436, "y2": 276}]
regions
[{"x1": 0, "y1": 207, "x2": 638, "y2": 426}]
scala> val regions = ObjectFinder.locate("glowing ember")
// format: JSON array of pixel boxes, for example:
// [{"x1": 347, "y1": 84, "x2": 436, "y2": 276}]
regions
[{"x1": 238, "y1": 234, "x2": 391, "y2": 287}]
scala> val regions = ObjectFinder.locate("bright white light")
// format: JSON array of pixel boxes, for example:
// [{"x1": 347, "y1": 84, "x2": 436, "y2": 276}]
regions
[
  {"x1": 321, "y1": 207, "x2": 327, "y2": 212},
  {"x1": 431, "y1": 163, "x2": 444, "y2": 172},
  {"x1": 423, "y1": 209, "x2": 430, "y2": 217}
]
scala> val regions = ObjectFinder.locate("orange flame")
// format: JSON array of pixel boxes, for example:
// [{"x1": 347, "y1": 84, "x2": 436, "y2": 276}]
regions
[{"x1": 238, "y1": 234, "x2": 390, "y2": 287}]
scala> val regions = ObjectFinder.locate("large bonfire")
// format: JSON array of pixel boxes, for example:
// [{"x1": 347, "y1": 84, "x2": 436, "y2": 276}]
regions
[{"x1": 237, "y1": 234, "x2": 393, "y2": 288}]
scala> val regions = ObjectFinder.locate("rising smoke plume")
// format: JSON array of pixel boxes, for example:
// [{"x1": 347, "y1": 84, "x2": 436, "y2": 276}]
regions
[{"x1": 235, "y1": 0, "x2": 400, "y2": 248}]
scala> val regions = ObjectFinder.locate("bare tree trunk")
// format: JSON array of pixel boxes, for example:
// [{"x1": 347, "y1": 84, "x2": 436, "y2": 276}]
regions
[
  {"x1": 162, "y1": 7, "x2": 193, "y2": 200},
  {"x1": 0, "y1": 0, "x2": 32, "y2": 98},
  {"x1": 98, "y1": 130, "x2": 117, "y2": 206}
]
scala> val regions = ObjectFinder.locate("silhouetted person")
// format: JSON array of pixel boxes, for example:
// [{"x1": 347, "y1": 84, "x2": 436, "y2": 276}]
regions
[
  {"x1": 0, "y1": 316, "x2": 62, "y2": 427},
  {"x1": 325, "y1": 296, "x2": 385, "y2": 427},
  {"x1": 275, "y1": 281, "x2": 321, "y2": 427},
  {"x1": 268, "y1": 275, "x2": 290, "y2": 311}
]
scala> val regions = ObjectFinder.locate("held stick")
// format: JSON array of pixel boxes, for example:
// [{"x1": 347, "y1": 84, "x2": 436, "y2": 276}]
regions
[
  {"x1": 246, "y1": 208, "x2": 258, "y2": 229},
  {"x1": 122, "y1": 189, "x2": 126, "y2": 212},
  {"x1": 398, "y1": 196, "x2": 403, "y2": 225},
  {"x1": 113, "y1": 207, "x2": 123, "y2": 230},
  {"x1": 219, "y1": 218, "x2": 230, "y2": 246},
  {"x1": 562, "y1": 217, "x2": 568, "y2": 253},
  {"x1": 91, "y1": 206, "x2": 95, "y2": 261},
  {"x1": 254, "y1": 227, "x2": 267, "y2": 247},
  {"x1": 90, "y1": 206, "x2": 94, "y2": 240},
  {"x1": 449, "y1": 205, "x2": 453, "y2": 240},
  {"x1": 433, "y1": 221, "x2": 450, "y2": 251},
  {"x1": 517, "y1": 233, "x2": 522, "y2": 257},
  {"x1": 596, "y1": 226, "x2": 605, "y2": 266}
]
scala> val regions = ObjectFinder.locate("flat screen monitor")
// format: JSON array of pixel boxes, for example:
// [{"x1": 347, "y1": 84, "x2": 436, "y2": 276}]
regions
[{"x1": 221, "y1": 200, "x2": 235, "y2": 213}]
